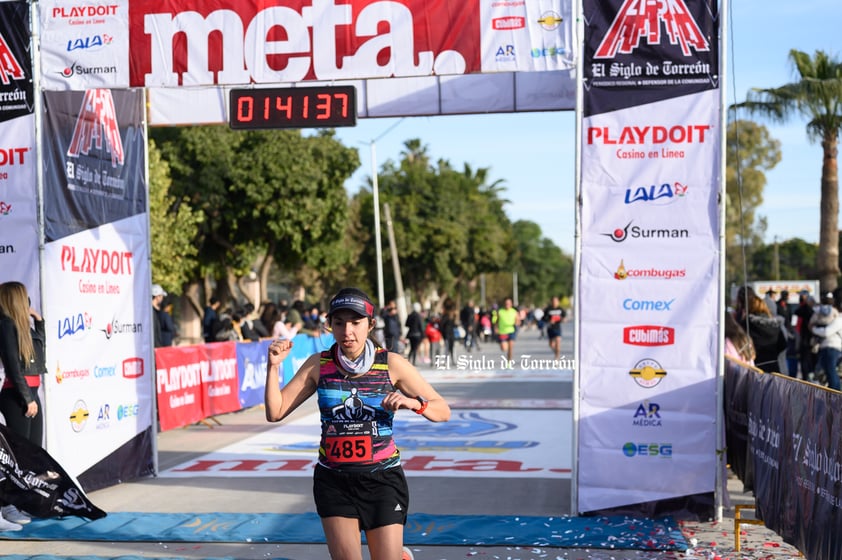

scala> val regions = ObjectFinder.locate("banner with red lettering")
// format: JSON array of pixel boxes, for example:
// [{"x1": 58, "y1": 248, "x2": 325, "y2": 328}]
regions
[
  {"x1": 575, "y1": 0, "x2": 721, "y2": 514},
  {"x1": 41, "y1": 88, "x2": 153, "y2": 490},
  {"x1": 155, "y1": 345, "x2": 212, "y2": 432},
  {"x1": 36, "y1": 0, "x2": 577, "y2": 120},
  {"x1": 0, "y1": 1, "x2": 40, "y2": 305}
]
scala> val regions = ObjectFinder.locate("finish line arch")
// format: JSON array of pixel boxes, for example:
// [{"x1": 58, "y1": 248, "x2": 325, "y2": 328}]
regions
[{"x1": 1, "y1": 0, "x2": 723, "y2": 518}]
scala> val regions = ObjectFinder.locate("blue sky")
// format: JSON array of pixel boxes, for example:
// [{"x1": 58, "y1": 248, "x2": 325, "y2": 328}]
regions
[{"x1": 335, "y1": 0, "x2": 842, "y2": 255}]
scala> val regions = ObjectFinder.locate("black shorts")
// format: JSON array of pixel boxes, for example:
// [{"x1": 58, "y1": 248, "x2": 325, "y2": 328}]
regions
[{"x1": 313, "y1": 464, "x2": 409, "y2": 530}]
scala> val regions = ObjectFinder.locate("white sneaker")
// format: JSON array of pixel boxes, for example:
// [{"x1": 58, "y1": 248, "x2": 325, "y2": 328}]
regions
[
  {"x1": 0, "y1": 514, "x2": 22, "y2": 532},
  {"x1": 401, "y1": 546, "x2": 415, "y2": 560},
  {"x1": 1, "y1": 505, "x2": 31, "y2": 525}
]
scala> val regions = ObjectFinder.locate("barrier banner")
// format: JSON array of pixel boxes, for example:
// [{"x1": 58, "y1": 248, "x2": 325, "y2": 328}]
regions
[
  {"x1": 750, "y1": 372, "x2": 842, "y2": 560},
  {"x1": 0, "y1": 424, "x2": 106, "y2": 520},
  {"x1": 201, "y1": 342, "x2": 240, "y2": 417},
  {"x1": 576, "y1": 0, "x2": 721, "y2": 514},
  {"x1": 237, "y1": 339, "x2": 271, "y2": 410},
  {"x1": 155, "y1": 344, "x2": 212, "y2": 432},
  {"x1": 724, "y1": 358, "x2": 753, "y2": 488}
]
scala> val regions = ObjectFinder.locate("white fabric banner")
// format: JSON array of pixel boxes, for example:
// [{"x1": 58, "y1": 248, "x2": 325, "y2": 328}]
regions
[
  {"x1": 43, "y1": 215, "x2": 153, "y2": 478},
  {"x1": 0, "y1": 114, "x2": 40, "y2": 303},
  {"x1": 577, "y1": 90, "x2": 721, "y2": 512},
  {"x1": 39, "y1": 0, "x2": 131, "y2": 91}
]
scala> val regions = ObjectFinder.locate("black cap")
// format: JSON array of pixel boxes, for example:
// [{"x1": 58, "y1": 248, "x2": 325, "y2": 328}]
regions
[{"x1": 328, "y1": 288, "x2": 375, "y2": 319}]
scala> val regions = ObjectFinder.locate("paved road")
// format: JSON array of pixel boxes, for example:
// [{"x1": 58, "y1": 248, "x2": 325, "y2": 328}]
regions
[{"x1": 0, "y1": 327, "x2": 801, "y2": 559}]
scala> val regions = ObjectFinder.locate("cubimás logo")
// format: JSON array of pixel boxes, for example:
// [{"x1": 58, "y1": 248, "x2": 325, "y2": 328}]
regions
[
  {"x1": 492, "y1": 16, "x2": 525, "y2": 30},
  {"x1": 603, "y1": 221, "x2": 689, "y2": 242},
  {"x1": 623, "y1": 325, "x2": 675, "y2": 346},
  {"x1": 595, "y1": 0, "x2": 709, "y2": 58},
  {"x1": 629, "y1": 358, "x2": 666, "y2": 388}
]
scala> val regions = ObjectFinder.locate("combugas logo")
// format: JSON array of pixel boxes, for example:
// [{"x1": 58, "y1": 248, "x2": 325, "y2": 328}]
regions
[
  {"x1": 614, "y1": 260, "x2": 686, "y2": 280},
  {"x1": 595, "y1": 0, "x2": 709, "y2": 58}
]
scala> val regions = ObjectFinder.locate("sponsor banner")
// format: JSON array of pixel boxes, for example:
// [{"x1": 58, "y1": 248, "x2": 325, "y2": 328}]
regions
[
  {"x1": 0, "y1": 424, "x2": 106, "y2": 520},
  {"x1": 726, "y1": 359, "x2": 842, "y2": 559},
  {"x1": 157, "y1": 334, "x2": 335, "y2": 423},
  {"x1": 43, "y1": 214, "x2": 153, "y2": 479},
  {"x1": 0, "y1": 1, "x2": 34, "y2": 121},
  {"x1": 41, "y1": 88, "x2": 147, "y2": 242},
  {"x1": 146, "y1": 70, "x2": 577, "y2": 125},
  {"x1": 127, "y1": 0, "x2": 572, "y2": 89},
  {"x1": 582, "y1": 0, "x2": 719, "y2": 116},
  {"x1": 581, "y1": 92, "x2": 719, "y2": 187},
  {"x1": 159, "y1": 409, "x2": 572, "y2": 478},
  {"x1": 39, "y1": 0, "x2": 130, "y2": 90},
  {"x1": 155, "y1": 344, "x2": 208, "y2": 432},
  {"x1": 0, "y1": 114, "x2": 40, "y2": 304},
  {"x1": 577, "y1": 0, "x2": 721, "y2": 513}
]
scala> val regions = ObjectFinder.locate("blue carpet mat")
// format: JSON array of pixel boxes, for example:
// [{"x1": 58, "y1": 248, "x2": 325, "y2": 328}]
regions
[{"x1": 0, "y1": 512, "x2": 686, "y2": 551}]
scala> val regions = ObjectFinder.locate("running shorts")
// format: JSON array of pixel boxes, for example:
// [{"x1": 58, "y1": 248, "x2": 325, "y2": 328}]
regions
[{"x1": 313, "y1": 463, "x2": 409, "y2": 530}]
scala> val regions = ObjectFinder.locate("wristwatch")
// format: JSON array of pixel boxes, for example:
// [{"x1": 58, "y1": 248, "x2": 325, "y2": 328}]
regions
[{"x1": 414, "y1": 396, "x2": 428, "y2": 415}]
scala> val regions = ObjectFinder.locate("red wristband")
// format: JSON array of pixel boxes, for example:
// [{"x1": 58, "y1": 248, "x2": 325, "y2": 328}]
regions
[{"x1": 414, "y1": 396, "x2": 428, "y2": 415}]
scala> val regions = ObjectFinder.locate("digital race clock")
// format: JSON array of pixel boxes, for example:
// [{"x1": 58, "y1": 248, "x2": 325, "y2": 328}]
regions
[{"x1": 228, "y1": 86, "x2": 357, "y2": 130}]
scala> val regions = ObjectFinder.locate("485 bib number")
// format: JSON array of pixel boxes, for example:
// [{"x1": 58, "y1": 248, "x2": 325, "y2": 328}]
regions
[{"x1": 325, "y1": 435, "x2": 373, "y2": 462}]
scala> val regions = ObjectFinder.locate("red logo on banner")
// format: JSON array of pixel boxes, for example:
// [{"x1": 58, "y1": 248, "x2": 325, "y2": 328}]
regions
[
  {"x1": 67, "y1": 89, "x2": 125, "y2": 167},
  {"x1": 595, "y1": 0, "x2": 709, "y2": 58},
  {"x1": 123, "y1": 357, "x2": 144, "y2": 379},
  {"x1": 623, "y1": 325, "x2": 675, "y2": 346},
  {"x1": 492, "y1": 17, "x2": 526, "y2": 30},
  {"x1": 0, "y1": 32, "x2": 25, "y2": 85}
]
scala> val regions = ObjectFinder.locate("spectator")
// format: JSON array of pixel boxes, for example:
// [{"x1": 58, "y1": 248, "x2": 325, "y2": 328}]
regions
[
  {"x1": 734, "y1": 286, "x2": 786, "y2": 373},
  {"x1": 382, "y1": 300, "x2": 402, "y2": 353},
  {"x1": 724, "y1": 311, "x2": 755, "y2": 365},
  {"x1": 202, "y1": 297, "x2": 221, "y2": 343},
  {"x1": 405, "y1": 302, "x2": 424, "y2": 366},
  {"x1": 460, "y1": 300, "x2": 479, "y2": 351},
  {"x1": 793, "y1": 291, "x2": 816, "y2": 379},
  {"x1": 809, "y1": 292, "x2": 842, "y2": 390},
  {"x1": 151, "y1": 284, "x2": 166, "y2": 348}
]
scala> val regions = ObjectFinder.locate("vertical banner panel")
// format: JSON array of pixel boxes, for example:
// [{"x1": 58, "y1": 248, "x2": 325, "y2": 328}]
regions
[
  {"x1": 0, "y1": 1, "x2": 40, "y2": 306},
  {"x1": 577, "y1": 0, "x2": 721, "y2": 514},
  {"x1": 41, "y1": 88, "x2": 152, "y2": 485}
]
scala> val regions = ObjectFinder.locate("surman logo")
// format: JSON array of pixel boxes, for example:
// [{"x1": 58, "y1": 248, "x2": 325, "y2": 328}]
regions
[
  {"x1": 0, "y1": 32, "x2": 25, "y2": 85},
  {"x1": 595, "y1": 0, "x2": 710, "y2": 58}
]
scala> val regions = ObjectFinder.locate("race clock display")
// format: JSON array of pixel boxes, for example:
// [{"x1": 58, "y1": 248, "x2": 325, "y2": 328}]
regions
[{"x1": 228, "y1": 85, "x2": 356, "y2": 130}]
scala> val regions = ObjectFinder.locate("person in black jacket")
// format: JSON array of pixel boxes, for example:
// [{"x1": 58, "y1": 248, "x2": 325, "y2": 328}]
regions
[{"x1": 0, "y1": 281, "x2": 43, "y2": 529}]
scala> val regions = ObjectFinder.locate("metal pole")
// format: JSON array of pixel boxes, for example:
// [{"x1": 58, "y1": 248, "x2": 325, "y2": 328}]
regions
[
  {"x1": 383, "y1": 203, "x2": 407, "y2": 326},
  {"x1": 370, "y1": 141, "x2": 385, "y2": 309}
]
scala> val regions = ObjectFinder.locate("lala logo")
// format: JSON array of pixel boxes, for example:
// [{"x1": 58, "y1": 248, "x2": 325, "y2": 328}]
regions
[
  {"x1": 595, "y1": 0, "x2": 710, "y2": 58},
  {"x1": 0, "y1": 32, "x2": 25, "y2": 85}
]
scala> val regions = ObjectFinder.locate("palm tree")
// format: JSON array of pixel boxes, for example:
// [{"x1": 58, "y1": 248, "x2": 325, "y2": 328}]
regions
[{"x1": 734, "y1": 49, "x2": 842, "y2": 292}]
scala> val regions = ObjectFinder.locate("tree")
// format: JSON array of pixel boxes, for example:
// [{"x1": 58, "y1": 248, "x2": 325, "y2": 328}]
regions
[
  {"x1": 349, "y1": 140, "x2": 514, "y2": 303},
  {"x1": 509, "y1": 220, "x2": 573, "y2": 306},
  {"x1": 148, "y1": 139, "x2": 203, "y2": 294},
  {"x1": 724, "y1": 119, "x2": 781, "y2": 286},
  {"x1": 734, "y1": 49, "x2": 842, "y2": 293},
  {"x1": 151, "y1": 126, "x2": 359, "y2": 310}
]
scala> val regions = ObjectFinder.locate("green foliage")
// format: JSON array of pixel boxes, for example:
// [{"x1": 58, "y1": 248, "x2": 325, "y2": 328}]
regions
[
  {"x1": 150, "y1": 126, "x2": 359, "y2": 302},
  {"x1": 148, "y1": 139, "x2": 202, "y2": 293},
  {"x1": 724, "y1": 119, "x2": 780, "y2": 285},
  {"x1": 734, "y1": 49, "x2": 842, "y2": 292},
  {"x1": 349, "y1": 139, "x2": 572, "y2": 306}
]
